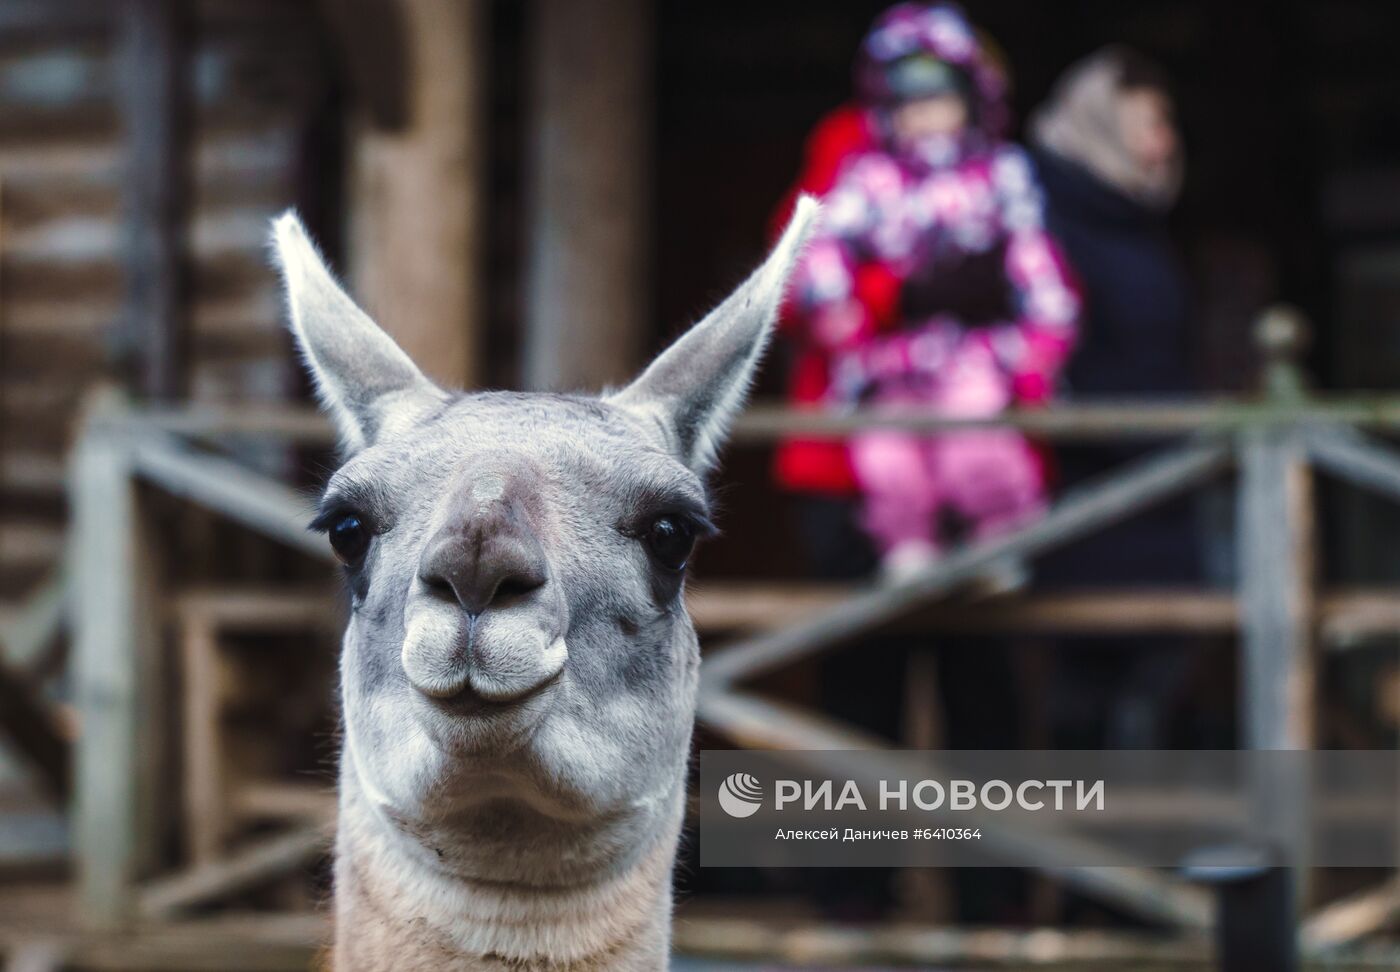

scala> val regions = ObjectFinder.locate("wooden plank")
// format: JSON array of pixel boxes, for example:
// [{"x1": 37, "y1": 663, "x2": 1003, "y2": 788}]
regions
[
  {"x1": 130, "y1": 434, "x2": 330, "y2": 562},
  {"x1": 1307, "y1": 424, "x2": 1400, "y2": 505},
  {"x1": 135, "y1": 406, "x2": 335, "y2": 444},
  {"x1": 694, "y1": 584, "x2": 1400, "y2": 640},
  {"x1": 159, "y1": 580, "x2": 1400, "y2": 643},
  {"x1": 180, "y1": 617, "x2": 224, "y2": 865},
  {"x1": 524, "y1": 0, "x2": 652, "y2": 391},
  {"x1": 732, "y1": 399, "x2": 1400, "y2": 441},
  {"x1": 70, "y1": 394, "x2": 163, "y2": 927},
  {"x1": 1303, "y1": 874, "x2": 1400, "y2": 949},
  {"x1": 0, "y1": 568, "x2": 66, "y2": 674},
  {"x1": 0, "y1": 910, "x2": 328, "y2": 972},
  {"x1": 689, "y1": 584, "x2": 1241, "y2": 635},
  {"x1": 317, "y1": 0, "x2": 409, "y2": 130},
  {"x1": 696, "y1": 690, "x2": 1213, "y2": 930},
  {"x1": 124, "y1": 397, "x2": 1400, "y2": 446},
  {"x1": 346, "y1": 0, "x2": 484, "y2": 389},
  {"x1": 1237, "y1": 431, "x2": 1317, "y2": 749},
  {"x1": 173, "y1": 587, "x2": 341, "y2": 631},
  {"x1": 1, "y1": 939, "x2": 69, "y2": 972},
  {"x1": 116, "y1": 0, "x2": 190, "y2": 400},
  {"x1": 671, "y1": 917, "x2": 1210, "y2": 968},
  {"x1": 138, "y1": 822, "x2": 332, "y2": 921},
  {"x1": 702, "y1": 438, "x2": 1231, "y2": 687},
  {"x1": 0, "y1": 657, "x2": 69, "y2": 802},
  {"x1": 1236, "y1": 429, "x2": 1316, "y2": 920},
  {"x1": 234, "y1": 782, "x2": 336, "y2": 824},
  {"x1": 1320, "y1": 589, "x2": 1400, "y2": 646}
]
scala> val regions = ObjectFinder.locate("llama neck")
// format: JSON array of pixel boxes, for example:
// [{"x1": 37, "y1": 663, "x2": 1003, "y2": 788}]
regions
[{"x1": 333, "y1": 759, "x2": 682, "y2": 971}]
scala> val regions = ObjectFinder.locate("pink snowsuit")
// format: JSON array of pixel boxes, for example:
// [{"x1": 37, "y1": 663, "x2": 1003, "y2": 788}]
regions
[{"x1": 786, "y1": 3, "x2": 1081, "y2": 561}]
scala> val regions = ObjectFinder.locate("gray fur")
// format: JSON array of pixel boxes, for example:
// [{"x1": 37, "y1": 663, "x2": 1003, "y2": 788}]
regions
[{"x1": 271, "y1": 198, "x2": 819, "y2": 969}]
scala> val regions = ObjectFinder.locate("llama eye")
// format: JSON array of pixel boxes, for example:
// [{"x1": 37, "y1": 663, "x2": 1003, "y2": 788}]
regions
[
  {"x1": 329, "y1": 513, "x2": 371, "y2": 566},
  {"x1": 644, "y1": 516, "x2": 696, "y2": 572}
]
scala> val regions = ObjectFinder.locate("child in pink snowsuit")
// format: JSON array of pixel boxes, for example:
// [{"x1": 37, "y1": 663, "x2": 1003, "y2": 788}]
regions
[{"x1": 786, "y1": 3, "x2": 1081, "y2": 576}]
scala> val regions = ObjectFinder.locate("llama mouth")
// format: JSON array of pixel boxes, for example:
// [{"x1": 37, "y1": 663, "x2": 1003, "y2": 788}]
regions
[
  {"x1": 427, "y1": 686, "x2": 506, "y2": 718},
  {"x1": 420, "y1": 667, "x2": 564, "y2": 719}
]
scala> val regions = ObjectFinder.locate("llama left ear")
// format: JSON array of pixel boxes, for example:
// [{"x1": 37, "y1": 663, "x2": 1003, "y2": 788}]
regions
[
  {"x1": 610, "y1": 195, "x2": 820, "y2": 474},
  {"x1": 272, "y1": 211, "x2": 445, "y2": 453}
]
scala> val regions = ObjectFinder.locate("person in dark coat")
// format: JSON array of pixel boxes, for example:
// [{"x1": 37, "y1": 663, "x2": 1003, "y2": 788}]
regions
[
  {"x1": 1031, "y1": 46, "x2": 1197, "y2": 588},
  {"x1": 1029, "y1": 48, "x2": 1208, "y2": 748},
  {"x1": 1031, "y1": 46, "x2": 1190, "y2": 399}
]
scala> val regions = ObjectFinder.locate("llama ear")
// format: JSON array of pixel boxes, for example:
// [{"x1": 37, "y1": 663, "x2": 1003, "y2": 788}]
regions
[
  {"x1": 610, "y1": 195, "x2": 821, "y2": 474},
  {"x1": 271, "y1": 212, "x2": 444, "y2": 452}
]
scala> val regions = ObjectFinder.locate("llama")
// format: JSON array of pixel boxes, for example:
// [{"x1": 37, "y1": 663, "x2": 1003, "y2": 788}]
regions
[{"x1": 271, "y1": 198, "x2": 819, "y2": 970}]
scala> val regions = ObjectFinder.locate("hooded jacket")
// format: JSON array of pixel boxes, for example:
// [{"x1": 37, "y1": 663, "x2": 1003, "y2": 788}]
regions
[{"x1": 773, "y1": 3, "x2": 1080, "y2": 496}]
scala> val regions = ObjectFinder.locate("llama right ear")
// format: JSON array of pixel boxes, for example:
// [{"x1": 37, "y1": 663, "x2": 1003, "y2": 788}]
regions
[
  {"x1": 609, "y1": 195, "x2": 821, "y2": 475},
  {"x1": 272, "y1": 212, "x2": 444, "y2": 453}
]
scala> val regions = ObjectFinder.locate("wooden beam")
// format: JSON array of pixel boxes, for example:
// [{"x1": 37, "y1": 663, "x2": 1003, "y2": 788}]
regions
[
  {"x1": 131, "y1": 434, "x2": 330, "y2": 562},
  {"x1": 1307, "y1": 424, "x2": 1400, "y2": 505},
  {"x1": 1236, "y1": 429, "x2": 1317, "y2": 922},
  {"x1": 671, "y1": 917, "x2": 1210, "y2": 968},
  {"x1": 1320, "y1": 589, "x2": 1400, "y2": 646},
  {"x1": 125, "y1": 397, "x2": 1400, "y2": 446},
  {"x1": 690, "y1": 583, "x2": 1400, "y2": 641},
  {"x1": 138, "y1": 823, "x2": 332, "y2": 922},
  {"x1": 347, "y1": 0, "x2": 485, "y2": 389},
  {"x1": 524, "y1": 0, "x2": 652, "y2": 391},
  {"x1": 139, "y1": 406, "x2": 334, "y2": 444},
  {"x1": 117, "y1": 0, "x2": 189, "y2": 400},
  {"x1": 0, "y1": 657, "x2": 69, "y2": 802},
  {"x1": 1, "y1": 939, "x2": 69, "y2": 972},
  {"x1": 317, "y1": 0, "x2": 410, "y2": 131},
  {"x1": 234, "y1": 782, "x2": 336, "y2": 824},
  {"x1": 732, "y1": 399, "x2": 1400, "y2": 441},
  {"x1": 173, "y1": 588, "x2": 342, "y2": 631},
  {"x1": 696, "y1": 690, "x2": 1213, "y2": 930},
  {"x1": 71, "y1": 396, "x2": 164, "y2": 928},
  {"x1": 1303, "y1": 874, "x2": 1400, "y2": 949},
  {"x1": 689, "y1": 585, "x2": 1240, "y2": 635},
  {"x1": 179, "y1": 617, "x2": 224, "y2": 865},
  {"x1": 702, "y1": 438, "x2": 1231, "y2": 687},
  {"x1": 1237, "y1": 430, "x2": 1317, "y2": 750},
  {"x1": 0, "y1": 913, "x2": 328, "y2": 972},
  {"x1": 0, "y1": 567, "x2": 66, "y2": 676}
]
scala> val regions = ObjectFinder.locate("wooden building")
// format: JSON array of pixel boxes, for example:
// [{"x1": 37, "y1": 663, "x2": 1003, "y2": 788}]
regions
[{"x1": 2, "y1": 2, "x2": 1400, "y2": 968}]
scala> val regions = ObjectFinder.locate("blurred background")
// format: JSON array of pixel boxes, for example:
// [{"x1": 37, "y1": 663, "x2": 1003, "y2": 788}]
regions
[{"x1": 1, "y1": 0, "x2": 1399, "y2": 969}]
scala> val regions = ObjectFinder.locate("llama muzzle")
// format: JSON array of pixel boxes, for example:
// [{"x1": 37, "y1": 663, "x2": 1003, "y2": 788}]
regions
[{"x1": 401, "y1": 594, "x2": 567, "y2": 705}]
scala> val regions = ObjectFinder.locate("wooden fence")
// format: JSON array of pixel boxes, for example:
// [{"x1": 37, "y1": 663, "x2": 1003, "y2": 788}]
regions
[{"x1": 1, "y1": 319, "x2": 1397, "y2": 966}]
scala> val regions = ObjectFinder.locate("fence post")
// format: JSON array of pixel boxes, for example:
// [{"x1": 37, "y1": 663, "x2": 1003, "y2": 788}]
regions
[
  {"x1": 1238, "y1": 305, "x2": 1317, "y2": 750},
  {"x1": 1237, "y1": 438, "x2": 1315, "y2": 749},
  {"x1": 1234, "y1": 308, "x2": 1316, "y2": 957},
  {"x1": 70, "y1": 391, "x2": 163, "y2": 927}
]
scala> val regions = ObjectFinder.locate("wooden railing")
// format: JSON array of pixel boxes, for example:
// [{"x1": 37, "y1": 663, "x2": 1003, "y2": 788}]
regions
[{"x1": 33, "y1": 311, "x2": 1398, "y2": 965}]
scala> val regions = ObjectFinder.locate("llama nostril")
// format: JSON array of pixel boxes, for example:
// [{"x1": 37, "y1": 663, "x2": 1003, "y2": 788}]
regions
[
  {"x1": 490, "y1": 571, "x2": 544, "y2": 606},
  {"x1": 421, "y1": 572, "x2": 456, "y2": 600},
  {"x1": 417, "y1": 511, "x2": 549, "y2": 617}
]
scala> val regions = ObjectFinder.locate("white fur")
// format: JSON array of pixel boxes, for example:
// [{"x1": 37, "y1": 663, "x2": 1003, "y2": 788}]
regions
[{"x1": 271, "y1": 212, "x2": 445, "y2": 453}]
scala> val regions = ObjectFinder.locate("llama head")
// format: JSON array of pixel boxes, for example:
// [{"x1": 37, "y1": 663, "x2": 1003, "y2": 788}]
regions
[{"x1": 273, "y1": 201, "x2": 818, "y2": 874}]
